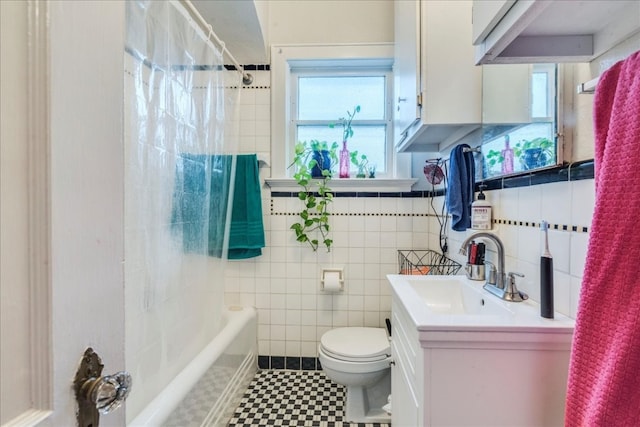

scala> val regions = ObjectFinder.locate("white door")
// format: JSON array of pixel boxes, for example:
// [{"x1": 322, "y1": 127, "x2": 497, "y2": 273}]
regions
[{"x1": 1, "y1": 1, "x2": 126, "y2": 426}]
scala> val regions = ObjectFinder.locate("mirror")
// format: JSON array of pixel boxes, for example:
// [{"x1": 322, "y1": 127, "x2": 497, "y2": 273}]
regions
[{"x1": 479, "y1": 63, "x2": 559, "y2": 179}]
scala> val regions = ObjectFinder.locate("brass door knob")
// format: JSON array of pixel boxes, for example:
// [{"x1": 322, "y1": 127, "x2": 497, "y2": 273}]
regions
[{"x1": 74, "y1": 348, "x2": 132, "y2": 426}]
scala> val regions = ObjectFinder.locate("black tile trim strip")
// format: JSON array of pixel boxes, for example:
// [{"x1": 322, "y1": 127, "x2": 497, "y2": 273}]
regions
[
  {"x1": 225, "y1": 85, "x2": 271, "y2": 90},
  {"x1": 270, "y1": 211, "x2": 431, "y2": 217},
  {"x1": 224, "y1": 64, "x2": 270, "y2": 71},
  {"x1": 270, "y1": 161, "x2": 593, "y2": 198},
  {"x1": 269, "y1": 207, "x2": 591, "y2": 233},
  {"x1": 270, "y1": 189, "x2": 447, "y2": 198},
  {"x1": 479, "y1": 160, "x2": 593, "y2": 191},
  {"x1": 493, "y1": 218, "x2": 589, "y2": 233},
  {"x1": 258, "y1": 355, "x2": 322, "y2": 370}
]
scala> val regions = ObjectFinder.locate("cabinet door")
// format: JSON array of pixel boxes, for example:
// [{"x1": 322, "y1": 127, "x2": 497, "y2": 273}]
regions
[
  {"x1": 422, "y1": 0, "x2": 481, "y2": 125},
  {"x1": 391, "y1": 340, "x2": 419, "y2": 427},
  {"x1": 393, "y1": 0, "x2": 420, "y2": 146},
  {"x1": 472, "y1": 0, "x2": 515, "y2": 45}
]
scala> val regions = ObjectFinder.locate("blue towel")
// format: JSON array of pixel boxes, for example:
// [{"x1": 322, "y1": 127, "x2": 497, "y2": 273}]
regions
[
  {"x1": 446, "y1": 144, "x2": 475, "y2": 231},
  {"x1": 171, "y1": 154, "x2": 265, "y2": 259}
]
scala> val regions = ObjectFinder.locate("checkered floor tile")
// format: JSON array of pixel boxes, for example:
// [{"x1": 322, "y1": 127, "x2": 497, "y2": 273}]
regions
[{"x1": 228, "y1": 370, "x2": 391, "y2": 427}]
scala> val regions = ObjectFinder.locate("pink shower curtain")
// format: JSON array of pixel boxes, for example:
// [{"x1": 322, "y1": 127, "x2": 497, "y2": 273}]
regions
[{"x1": 565, "y1": 50, "x2": 640, "y2": 426}]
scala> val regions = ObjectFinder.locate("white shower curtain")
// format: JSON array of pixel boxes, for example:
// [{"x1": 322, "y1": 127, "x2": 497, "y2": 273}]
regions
[{"x1": 124, "y1": 0, "x2": 241, "y2": 420}]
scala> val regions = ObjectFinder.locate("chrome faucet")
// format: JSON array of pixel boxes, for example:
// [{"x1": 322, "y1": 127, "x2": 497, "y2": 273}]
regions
[{"x1": 459, "y1": 232, "x2": 528, "y2": 302}]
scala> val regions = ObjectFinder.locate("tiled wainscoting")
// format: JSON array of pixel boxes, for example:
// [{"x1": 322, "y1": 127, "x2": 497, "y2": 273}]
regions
[
  {"x1": 223, "y1": 68, "x2": 595, "y2": 366},
  {"x1": 225, "y1": 158, "x2": 594, "y2": 366}
]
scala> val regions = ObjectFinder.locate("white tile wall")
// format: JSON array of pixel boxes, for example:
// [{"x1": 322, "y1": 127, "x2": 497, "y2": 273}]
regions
[
  {"x1": 442, "y1": 179, "x2": 594, "y2": 321},
  {"x1": 225, "y1": 69, "x2": 595, "y2": 359}
]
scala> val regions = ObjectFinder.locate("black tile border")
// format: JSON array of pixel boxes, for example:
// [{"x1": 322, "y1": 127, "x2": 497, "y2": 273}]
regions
[
  {"x1": 302, "y1": 357, "x2": 318, "y2": 370},
  {"x1": 224, "y1": 64, "x2": 270, "y2": 71},
  {"x1": 286, "y1": 356, "x2": 301, "y2": 370},
  {"x1": 271, "y1": 356, "x2": 285, "y2": 369},
  {"x1": 479, "y1": 160, "x2": 593, "y2": 192},
  {"x1": 268, "y1": 161, "x2": 594, "y2": 234},
  {"x1": 270, "y1": 161, "x2": 594, "y2": 198},
  {"x1": 258, "y1": 355, "x2": 270, "y2": 369},
  {"x1": 502, "y1": 174, "x2": 531, "y2": 189},
  {"x1": 493, "y1": 218, "x2": 589, "y2": 233},
  {"x1": 271, "y1": 189, "x2": 447, "y2": 198},
  {"x1": 259, "y1": 355, "x2": 322, "y2": 371},
  {"x1": 568, "y1": 160, "x2": 596, "y2": 181}
]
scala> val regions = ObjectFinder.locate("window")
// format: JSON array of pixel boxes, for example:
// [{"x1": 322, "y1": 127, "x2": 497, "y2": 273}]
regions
[
  {"x1": 292, "y1": 70, "x2": 392, "y2": 176},
  {"x1": 270, "y1": 44, "x2": 416, "y2": 188}
]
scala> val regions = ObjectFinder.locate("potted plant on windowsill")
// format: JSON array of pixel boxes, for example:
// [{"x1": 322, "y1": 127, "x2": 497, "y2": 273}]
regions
[
  {"x1": 350, "y1": 151, "x2": 369, "y2": 178},
  {"x1": 331, "y1": 105, "x2": 360, "y2": 178},
  {"x1": 485, "y1": 136, "x2": 555, "y2": 176},
  {"x1": 288, "y1": 140, "x2": 338, "y2": 252},
  {"x1": 514, "y1": 137, "x2": 555, "y2": 170},
  {"x1": 309, "y1": 140, "x2": 336, "y2": 178}
]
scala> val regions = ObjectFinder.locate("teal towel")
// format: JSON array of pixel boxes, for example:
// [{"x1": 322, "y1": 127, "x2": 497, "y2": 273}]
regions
[
  {"x1": 172, "y1": 154, "x2": 265, "y2": 259},
  {"x1": 227, "y1": 154, "x2": 265, "y2": 259}
]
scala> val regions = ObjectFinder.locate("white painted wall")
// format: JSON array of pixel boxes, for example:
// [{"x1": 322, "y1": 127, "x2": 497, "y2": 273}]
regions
[{"x1": 267, "y1": 0, "x2": 394, "y2": 49}]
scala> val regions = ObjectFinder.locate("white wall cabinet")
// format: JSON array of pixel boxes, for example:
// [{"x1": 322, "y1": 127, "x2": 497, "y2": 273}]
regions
[
  {"x1": 394, "y1": 0, "x2": 482, "y2": 154},
  {"x1": 473, "y1": 0, "x2": 640, "y2": 65}
]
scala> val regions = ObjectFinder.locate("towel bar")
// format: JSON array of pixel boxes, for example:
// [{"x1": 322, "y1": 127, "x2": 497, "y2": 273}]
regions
[
  {"x1": 257, "y1": 153, "x2": 270, "y2": 167},
  {"x1": 577, "y1": 76, "x2": 599, "y2": 94}
]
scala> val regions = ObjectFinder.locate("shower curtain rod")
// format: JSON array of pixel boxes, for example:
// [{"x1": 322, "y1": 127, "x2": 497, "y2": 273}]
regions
[{"x1": 181, "y1": 0, "x2": 254, "y2": 85}]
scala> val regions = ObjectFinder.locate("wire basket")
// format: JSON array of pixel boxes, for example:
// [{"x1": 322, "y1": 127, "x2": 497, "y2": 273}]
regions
[{"x1": 398, "y1": 250, "x2": 461, "y2": 276}]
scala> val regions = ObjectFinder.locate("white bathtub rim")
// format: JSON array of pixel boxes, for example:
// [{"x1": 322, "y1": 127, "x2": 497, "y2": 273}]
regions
[{"x1": 128, "y1": 305, "x2": 257, "y2": 426}]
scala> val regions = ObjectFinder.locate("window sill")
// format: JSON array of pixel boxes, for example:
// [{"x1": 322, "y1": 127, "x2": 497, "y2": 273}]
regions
[{"x1": 264, "y1": 178, "x2": 417, "y2": 193}]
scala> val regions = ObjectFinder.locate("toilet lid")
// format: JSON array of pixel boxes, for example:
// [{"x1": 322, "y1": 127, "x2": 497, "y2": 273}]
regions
[{"x1": 320, "y1": 327, "x2": 390, "y2": 362}]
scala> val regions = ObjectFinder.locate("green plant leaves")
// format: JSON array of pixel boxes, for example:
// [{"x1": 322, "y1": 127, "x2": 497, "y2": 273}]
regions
[{"x1": 286, "y1": 114, "x2": 355, "y2": 252}]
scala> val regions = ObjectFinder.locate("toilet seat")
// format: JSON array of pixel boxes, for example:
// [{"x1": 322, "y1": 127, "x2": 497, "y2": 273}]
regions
[{"x1": 320, "y1": 327, "x2": 390, "y2": 363}]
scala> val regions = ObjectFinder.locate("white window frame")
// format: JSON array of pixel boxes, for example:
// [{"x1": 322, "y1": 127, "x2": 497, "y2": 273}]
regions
[
  {"x1": 530, "y1": 63, "x2": 556, "y2": 123},
  {"x1": 268, "y1": 43, "x2": 415, "y2": 191},
  {"x1": 290, "y1": 67, "x2": 393, "y2": 178}
]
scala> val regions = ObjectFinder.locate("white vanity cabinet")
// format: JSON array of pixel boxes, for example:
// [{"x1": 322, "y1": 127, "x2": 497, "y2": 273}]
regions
[
  {"x1": 390, "y1": 298, "x2": 422, "y2": 426},
  {"x1": 394, "y1": 0, "x2": 482, "y2": 153},
  {"x1": 473, "y1": 0, "x2": 640, "y2": 65},
  {"x1": 389, "y1": 276, "x2": 574, "y2": 427}
]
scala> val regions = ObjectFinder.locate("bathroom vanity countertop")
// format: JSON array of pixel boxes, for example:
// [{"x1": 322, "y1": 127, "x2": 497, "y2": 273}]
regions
[{"x1": 387, "y1": 274, "x2": 575, "y2": 336}]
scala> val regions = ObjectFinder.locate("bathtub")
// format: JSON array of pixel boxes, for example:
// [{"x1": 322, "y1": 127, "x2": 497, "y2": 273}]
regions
[{"x1": 130, "y1": 306, "x2": 257, "y2": 426}]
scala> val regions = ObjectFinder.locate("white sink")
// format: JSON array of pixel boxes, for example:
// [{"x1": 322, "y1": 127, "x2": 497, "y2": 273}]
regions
[
  {"x1": 387, "y1": 274, "x2": 574, "y2": 332},
  {"x1": 404, "y1": 277, "x2": 512, "y2": 316}
]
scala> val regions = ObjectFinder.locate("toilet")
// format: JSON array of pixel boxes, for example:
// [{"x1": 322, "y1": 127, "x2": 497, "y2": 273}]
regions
[{"x1": 318, "y1": 327, "x2": 392, "y2": 423}]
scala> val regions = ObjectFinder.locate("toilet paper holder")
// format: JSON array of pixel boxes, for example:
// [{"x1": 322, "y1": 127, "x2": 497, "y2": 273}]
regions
[{"x1": 321, "y1": 268, "x2": 344, "y2": 292}]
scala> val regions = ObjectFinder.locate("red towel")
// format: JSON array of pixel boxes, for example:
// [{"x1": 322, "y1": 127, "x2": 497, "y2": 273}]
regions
[{"x1": 565, "y1": 50, "x2": 640, "y2": 426}]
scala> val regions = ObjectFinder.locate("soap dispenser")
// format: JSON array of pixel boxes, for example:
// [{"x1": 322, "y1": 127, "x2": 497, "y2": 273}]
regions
[{"x1": 471, "y1": 185, "x2": 492, "y2": 230}]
